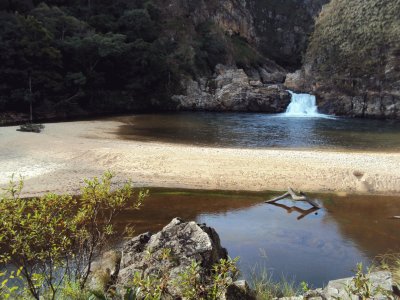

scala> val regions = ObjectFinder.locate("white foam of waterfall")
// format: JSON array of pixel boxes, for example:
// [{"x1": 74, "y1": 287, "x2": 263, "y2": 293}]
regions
[{"x1": 284, "y1": 91, "x2": 331, "y2": 118}]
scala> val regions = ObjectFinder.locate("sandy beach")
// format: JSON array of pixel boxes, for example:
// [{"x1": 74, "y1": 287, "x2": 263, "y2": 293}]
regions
[{"x1": 1, "y1": 118, "x2": 400, "y2": 197}]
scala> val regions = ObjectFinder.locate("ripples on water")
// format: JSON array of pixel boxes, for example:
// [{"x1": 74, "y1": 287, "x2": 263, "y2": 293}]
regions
[{"x1": 117, "y1": 112, "x2": 400, "y2": 150}]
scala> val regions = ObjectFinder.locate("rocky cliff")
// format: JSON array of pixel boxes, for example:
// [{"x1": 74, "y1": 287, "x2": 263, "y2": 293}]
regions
[
  {"x1": 154, "y1": 0, "x2": 328, "y2": 69},
  {"x1": 248, "y1": 0, "x2": 329, "y2": 68},
  {"x1": 173, "y1": 64, "x2": 290, "y2": 112},
  {"x1": 286, "y1": 0, "x2": 400, "y2": 119},
  {"x1": 156, "y1": 0, "x2": 327, "y2": 112}
]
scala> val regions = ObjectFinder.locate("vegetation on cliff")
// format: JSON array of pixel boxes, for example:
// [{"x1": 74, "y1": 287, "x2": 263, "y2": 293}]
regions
[
  {"x1": 0, "y1": 0, "x2": 271, "y2": 120},
  {"x1": 305, "y1": 0, "x2": 400, "y2": 94}
]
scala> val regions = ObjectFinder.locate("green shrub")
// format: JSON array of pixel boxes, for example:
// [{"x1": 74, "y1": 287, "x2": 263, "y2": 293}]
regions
[{"x1": 0, "y1": 172, "x2": 148, "y2": 300}]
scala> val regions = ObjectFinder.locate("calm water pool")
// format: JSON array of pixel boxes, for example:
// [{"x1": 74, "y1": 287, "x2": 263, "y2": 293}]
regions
[
  {"x1": 116, "y1": 112, "x2": 400, "y2": 150},
  {"x1": 115, "y1": 189, "x2": 400, "y2": 288}
]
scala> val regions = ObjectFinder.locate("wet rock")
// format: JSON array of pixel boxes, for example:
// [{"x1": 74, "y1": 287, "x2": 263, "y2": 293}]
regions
[
  {"x1": 284, "y1": 70, "x2": 310, "y2": 92},
  {"x1": 285, "y1": 69, "x2": 400, "y2": 118}
]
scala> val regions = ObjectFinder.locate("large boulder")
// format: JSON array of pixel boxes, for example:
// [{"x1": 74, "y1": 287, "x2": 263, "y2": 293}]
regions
[
  {"x1": 173, "y1": 65, "x2": 291, "y2": 112},
  {"x1": 118, "y1": 218, "x2": 228, "y2": 297}
]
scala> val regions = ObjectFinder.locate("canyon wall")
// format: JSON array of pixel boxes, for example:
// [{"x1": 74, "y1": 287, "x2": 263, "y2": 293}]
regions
[{"x1": 286, "y1": 0, "x2": 400, "y2": 118}]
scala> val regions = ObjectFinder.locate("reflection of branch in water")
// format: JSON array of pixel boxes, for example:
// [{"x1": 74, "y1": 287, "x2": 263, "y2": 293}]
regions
[
  {"x1": 270, "y1": 203, "x2": 320, "y2": 220},
  {"x1": 265, "y1": 187, "x2": 321, "y2": 209}
]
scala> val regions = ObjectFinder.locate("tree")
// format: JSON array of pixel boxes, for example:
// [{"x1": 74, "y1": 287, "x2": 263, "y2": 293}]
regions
[{"x1": 0, "y1": 13, "x2": 62, "y2": 119}]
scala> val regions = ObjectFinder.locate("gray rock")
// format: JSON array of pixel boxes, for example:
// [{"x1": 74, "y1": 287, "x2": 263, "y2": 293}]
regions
[
  {"x1": 118, "y1": 218, "x2": 228, "y2": 297},
  {"x1": 174, "y1": 65, "x2": 291, "y2": 113},
  {"x1": 258, "y1": 67, "x2": 286, "y2": 84},
  {"x1": 87, "y1": 250, "x2": 122, "y2": 292},
  {"x1": 224, "y1": 280, "x2": 257, "y2": 300},
  {"x1": 303, "y1": 271, "x2": 393, "y2": 300}
]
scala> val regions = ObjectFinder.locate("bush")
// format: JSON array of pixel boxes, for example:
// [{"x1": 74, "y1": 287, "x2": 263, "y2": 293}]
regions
[{"x1": 0, "y1": 172, "x2": 148, "y2": 300}]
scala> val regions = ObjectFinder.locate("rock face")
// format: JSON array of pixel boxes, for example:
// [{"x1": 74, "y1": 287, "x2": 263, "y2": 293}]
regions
[
  {"x1": 248, "y1": 0, "x2": 329, "y2": 67},
  {"x1": 155, "y1": 0, "x2": 328, "y2": 69},
  {"x1": 288, "y1": 0, "x2": 400, "y2": 119},
  {"x1": 152, "y1": 0, "x2": 329, "y2": 112},
  {"x1": 155, "y1": 0, "x2": 256, "y2": 42},
  {"x1": 173, "y1": 64, "x2": 291, "y2": 112}
]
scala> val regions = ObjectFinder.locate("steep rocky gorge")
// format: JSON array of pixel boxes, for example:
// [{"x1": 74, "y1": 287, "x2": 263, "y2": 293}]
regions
[
  {"x1": 2, "y1": 0, "x2": 397, "y2": 120},
  {"x1": 165, "y1": 0, "x2": 400, "y2": 119},
  {"x1": 156, "y1": 0, "x2": 329, "y2": 113},
  {"x1": 285, "y1": 0, "x2": 400, "y2": 119}
]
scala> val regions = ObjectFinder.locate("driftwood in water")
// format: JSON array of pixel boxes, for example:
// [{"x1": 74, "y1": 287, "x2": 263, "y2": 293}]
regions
[{"x1": 265, "y1": 187, "x2": 321, "y2": 209}]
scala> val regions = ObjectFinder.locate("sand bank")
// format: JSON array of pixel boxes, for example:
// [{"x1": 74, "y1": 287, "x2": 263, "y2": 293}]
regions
[{"x1": 1, "y1": 119, "x2": 400, "y2": 197}]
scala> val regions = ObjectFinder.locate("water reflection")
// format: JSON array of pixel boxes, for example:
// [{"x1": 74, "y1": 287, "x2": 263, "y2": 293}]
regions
[
  {"x1": 116, "y1": 189, "x2": 400, "y2": 287},
  {"x1": 269, "y1": 202, "x2": 320, "y2": 220},
  {"x1": 116, "y1": 113, "x2": 400, "y2": 150}
]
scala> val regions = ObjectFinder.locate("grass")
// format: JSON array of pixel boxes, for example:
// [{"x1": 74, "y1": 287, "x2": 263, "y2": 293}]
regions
[
  {"x1": 375, "y1": 252, "x2": 400, "y2": 290},
  {"x1": 249, "y1": 266, "x2": 302, "y2": 299}
]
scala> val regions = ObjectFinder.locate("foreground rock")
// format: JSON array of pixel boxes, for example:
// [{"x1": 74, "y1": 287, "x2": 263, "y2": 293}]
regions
[
  {"x1": 279, "y1": 271, "x2": 393, "y2": 300},
  {"x1": 173, "y1": 64, "x2": 291, "y2": 113},
  {"x1": 118, "y1": 217, "x2": 228, "y2": 294},
  {"x1": 89, "y1": 219, "x2": 395, "y2": 299},
  {"x1": 90, "y1": 218, "x2": 255, "y2": 299}
]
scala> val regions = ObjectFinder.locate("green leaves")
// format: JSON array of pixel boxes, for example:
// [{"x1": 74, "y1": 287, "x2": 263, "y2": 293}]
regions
[{"x1": 0, "y1": 172, "x2": 147, "y2": 299}]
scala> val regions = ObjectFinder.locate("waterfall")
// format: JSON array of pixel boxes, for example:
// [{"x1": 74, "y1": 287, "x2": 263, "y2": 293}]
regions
[{"x1": 284, "y1": 91, "x2": 326, "y2": 118}]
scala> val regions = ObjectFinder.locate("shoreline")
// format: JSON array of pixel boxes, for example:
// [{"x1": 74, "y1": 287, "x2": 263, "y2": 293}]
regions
[{"x1": 1, "y1": 119, "x2": 400, "y2": 198}]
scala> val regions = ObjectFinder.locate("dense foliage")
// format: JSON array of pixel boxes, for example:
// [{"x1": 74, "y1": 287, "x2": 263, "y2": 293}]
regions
[
  {"x1": 0, "y1": 0, "x2": 265, "y2": 120},
  {"x1": 0, "y1": 172, "x2": 147, "y2": 299},
  {"x1": 0, "y1": 0, "x2": 175, "y2": 118}
]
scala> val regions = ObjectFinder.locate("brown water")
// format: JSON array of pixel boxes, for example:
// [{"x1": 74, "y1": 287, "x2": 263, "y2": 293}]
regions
[
  {"x1": 116, "y1": 113, "x2": 400, "y2": 150},
  {"x1": 116, "y1": 189, "x2": 400, "y2": 287}
]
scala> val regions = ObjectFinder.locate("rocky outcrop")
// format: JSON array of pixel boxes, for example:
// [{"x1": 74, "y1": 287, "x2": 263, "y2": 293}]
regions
[
  {"x1": 285, "y1": 70, "x2": 400, "y2": 118},
  {"x1": 88, "y1": 218, "x2": 257, "y2": 299},
  {"x1": 279, "y1": 271, "x2": 393, "y2": 300},
  {"x1": 173, "y1": 64, "x2": 291, "y2": 112},
  {"x1": 288, "y1": 0, "x2": 400, "y2": 119},
  {"x1": 88, "y1": 219, "x2": 396, "y2": 299},
  {"x1": 118, "y1": 217, "x2": 227, "y2": 291}
]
